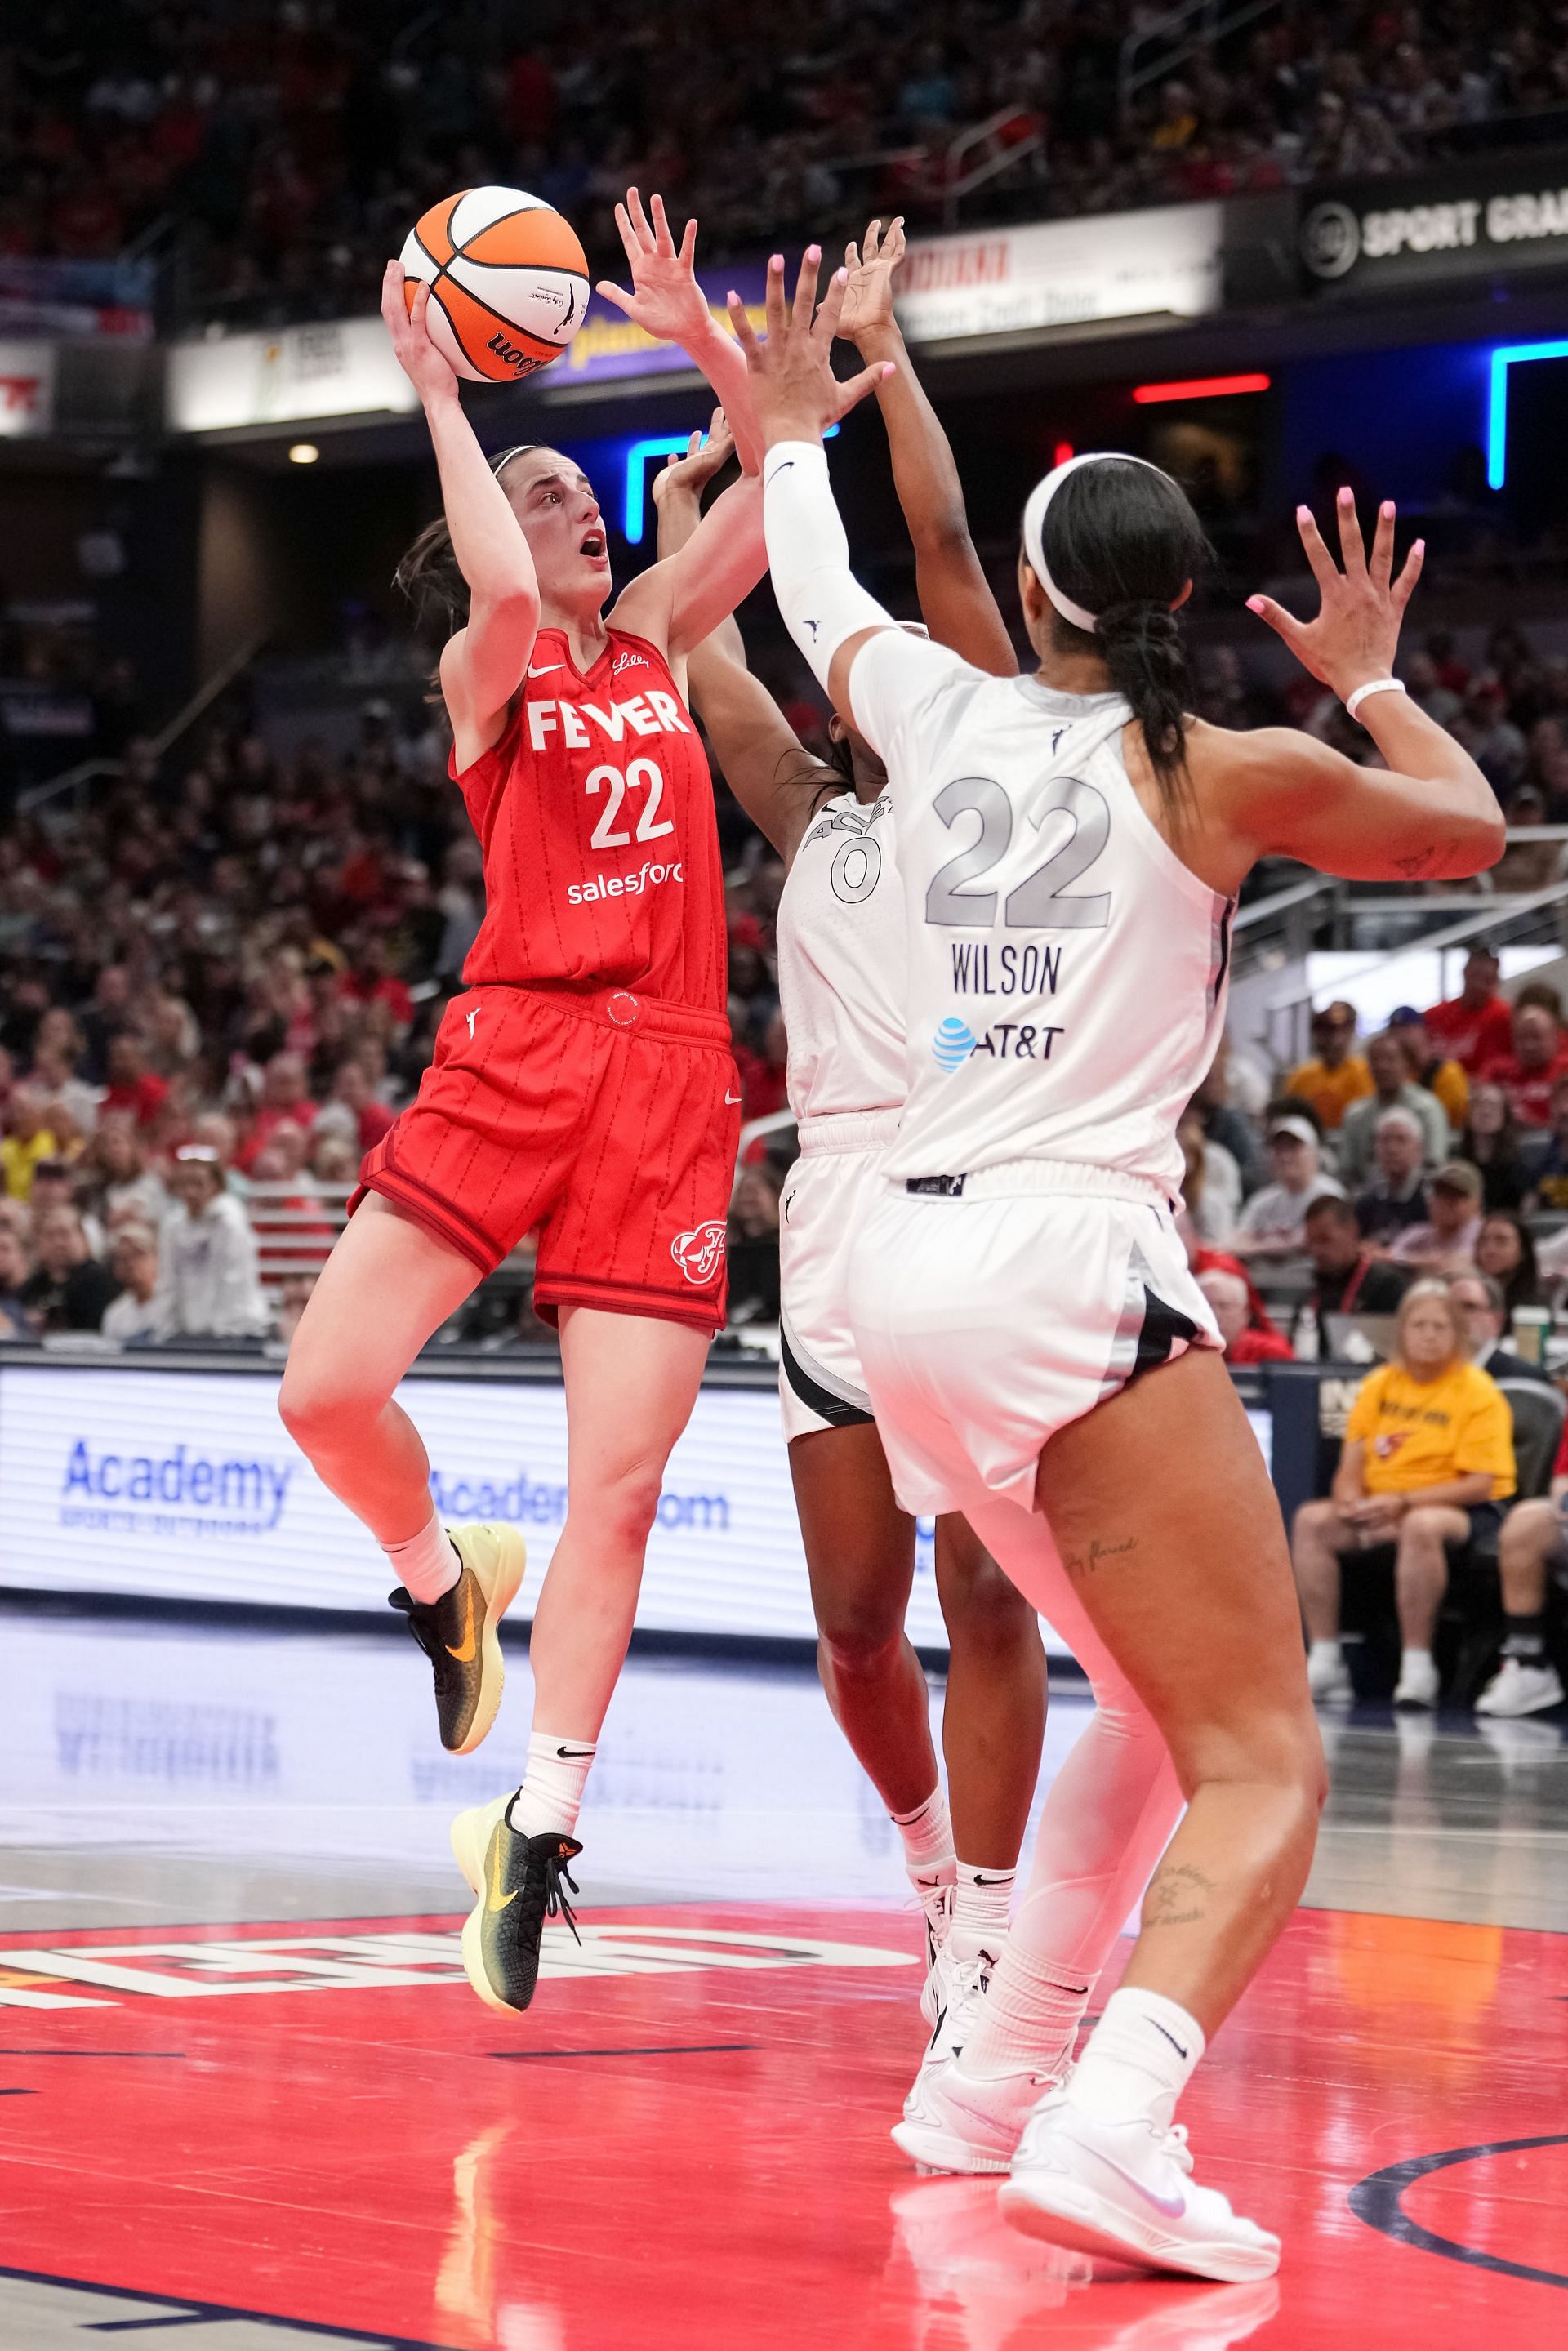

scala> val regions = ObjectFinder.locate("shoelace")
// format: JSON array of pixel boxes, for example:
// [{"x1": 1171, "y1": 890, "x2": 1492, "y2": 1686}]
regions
[
  {"x1": 1158, "y1": 2121, "x2": 1195, "y2": 2175},
  {"x1": 387, "y1": 1591, "x2": 460, "y2": 1698},
  {"x1": 540, "y1": 1849, "x2": 582, "y2": 1947}
]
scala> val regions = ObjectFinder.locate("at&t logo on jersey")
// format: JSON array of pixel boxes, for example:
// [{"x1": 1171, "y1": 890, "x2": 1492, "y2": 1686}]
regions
[
  {"x1": 932, "y1": 1017, "x2": 976, "y2": 1071},
  {"x1": 932, "y1": 1013, "x2": 1065, "y2": 1069},
  {"x1": 670, "y1": 1222, "x2": 727, "y2": 1285}
]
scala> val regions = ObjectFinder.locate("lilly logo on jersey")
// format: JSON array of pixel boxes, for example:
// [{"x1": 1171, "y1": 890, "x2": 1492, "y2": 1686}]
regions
[
  {"x1": 932, "y1": 1017, "x2": 977, "y2": 1071},
  {"x1": 670, "y1": 1222, "x2": 727, "y2": 1285}
]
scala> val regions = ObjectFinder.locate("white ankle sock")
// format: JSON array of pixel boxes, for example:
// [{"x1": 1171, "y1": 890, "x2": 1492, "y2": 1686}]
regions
[
  {"x1": 950, "y1": 1860, "x2": 1013, "y2": 1964},
  {"x1": 964, "y1": 1949, "x2": 1093, "y2": 2080},
  {"x1": 508, "y1": 1730, "x2": 597, "y2": 1840},
  {"x1": 892, "y1": 1787, "x2": 954, "y2": 1883},
  {"x1": 1401, "y1": 1648, "x2": 1433, "y2": 1672},
  {"x1": 385, "y1": 1507, "x2": 459, "y2": 1605},
  {"x1": 1065, "y1": 1985, "x2": 1205, "y2": 2131},
  {"x1": 1309, "y1": 1637, "x2": 1343, "y2": 1664}
]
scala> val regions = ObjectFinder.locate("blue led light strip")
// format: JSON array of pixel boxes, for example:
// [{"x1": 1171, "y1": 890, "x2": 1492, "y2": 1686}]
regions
[
  {"x1": 1486, "y1": 341, "x2": 1568, "y2": 491},
  {"x1": 621, "y1": 425, "x2": 837, "y2": 545}
]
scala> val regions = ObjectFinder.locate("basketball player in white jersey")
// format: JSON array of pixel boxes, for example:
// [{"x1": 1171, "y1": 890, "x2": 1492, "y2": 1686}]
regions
[
  {"x1": 734, "y1": 255, "x2": 1503, "y2": 2278},
  {"x1": 657, "y1": 220, "x2": 1185, "y2": 2144}
]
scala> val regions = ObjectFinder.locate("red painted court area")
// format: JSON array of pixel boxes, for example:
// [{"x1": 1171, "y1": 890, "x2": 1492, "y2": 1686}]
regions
[{"x1": 0, "y1": 1901, "x2": 1564, "y2": 2349}]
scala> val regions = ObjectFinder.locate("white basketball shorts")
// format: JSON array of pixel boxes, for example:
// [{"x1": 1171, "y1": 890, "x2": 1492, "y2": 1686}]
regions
[
  {"x1": 846, "y1": 1160, "x2": 1222, "y2": 1517},
  {"x1": 778, "y1": 1108, "x2": 902, "y2": 1444}
]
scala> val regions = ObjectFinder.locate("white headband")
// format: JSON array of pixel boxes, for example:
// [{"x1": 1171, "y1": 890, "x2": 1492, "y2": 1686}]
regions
[{"x1": 1021, "y1": 450, "x2": 1172, "y2": 634}]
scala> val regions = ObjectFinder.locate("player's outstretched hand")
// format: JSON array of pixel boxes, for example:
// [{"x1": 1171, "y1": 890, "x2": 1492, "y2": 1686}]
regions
[
  {"x1": 381, "y1": 260, "x2": 459, "y2": 404},
  {"x1": 727, "y1": 249, "x2": 892, "y2": 447},
  {"x1": 652, "y1": 408, "x2": 737, "y2": 514},
  {"x1": 596, "y1": 189, "x2": 710, "y2": 347},
  {"x1": 837, "y1": 216, "x2": 906, "y2": 350},
  {"x1": 1246, "y1": 489, "x2": 1424, "y2": 702}
]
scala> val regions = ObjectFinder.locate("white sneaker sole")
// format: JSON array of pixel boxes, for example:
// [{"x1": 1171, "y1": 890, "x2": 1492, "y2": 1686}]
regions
[
  {"x1": 448, "y1": 1525, "x2": 527, "y2": 1756},
  {"x1": 449, "y1": 1800, "x2": 524, "y2": 2018},
  {"x1": 1477, "y1": 1687, "x2": 1565, "y2": 1717},
  {"x1": 1000, "y1": 2172, "x2": 1279, "y2": 2283},
  {"x1": 890, "y1": 2113, "x2": 1013, "y2": 2175}
]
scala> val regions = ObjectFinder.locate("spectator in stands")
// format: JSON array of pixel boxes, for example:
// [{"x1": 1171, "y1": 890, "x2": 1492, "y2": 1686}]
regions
[
  {"x1": 29, "y1": 1010, "x2": 99, "y2": 1133},
  {"x1": 79, "y1": 1116, "x2": 168, "y2": 1231},
  {"x1": 0, "y1": 1225, "x2": 31, "y2": 1338},
  {"x1": 1293, "y1": 1194, "x2": 1408, "y2": 1357},
  {"x1": 725, "y1": 1161, "x2": 782, "y2": 1324},
  {"x1": 1477, "y1": 1210, "x2": 1543, "y2": 1320},
  {"x1": 1187, "y1": 1044, "x2": 1265, "y2": 1194},
  {"x1": 1459, "y1": 1080, "x2": 1530, "y2": 1212},
  {"x1": 1354, "y1": 1109, "x2": 1431, "y2": 1245},
  {"x1": 1475, "y1": 1449, "x2": 1568, "y2": 1717},
  {"x1": 1232, "y1": 1114, "x2": 1343, "y2": 1261},
  {"x1": 1388, "y1": 1160, "x2": 1485, "y2": 1273},
  {"x1": 100, "y1": 1220, "x2": 167, "y2": 1345},
  {"x1": 101, "y1": 1033, "x2": 170, "y2": 1130},
  {"x1": 1290, "y1": 1282, "x2": 1516, "y2": 1710},
  {"x1": 1490, "y1": 785, "x2": 1559, "y2": 893},
  {"x1": 1425, "y1": 946, "x2": 1513, "y2": 1074},
  {"x1": 1388, "y1": 1006, "x2": 1468, "y2": 1134},
  {"x1": 313, "y1": 1058, "x2": 394, "y2": 1155},
  {"x1": 1196, "y1": 1267, "x2": 1294, "y2": 1365},
  {"x1": 2, "y1": 1087, "x2": 58, "y2": 1201},
  {"x1": 158, "y1": 1146, "x2": 269, "y2": 1339},
  {"x1": 1285, "y1": 1001, "x2": 1372, "y2": 1133},
  {"x1": 1338, "y1": 1030, "x2": 1449, "y2": 1184},
  {"x1": 1481, "y1": 1000, "x2": 1568, "y2": 1130},
  {"x1": 1178, "y1": 1114, "x2": 1238, "y2": 1248},
  {"x1": 1525, "y1": 1074, "x2": 1568, "y2": 1212},
  {"x1": 275, "y1": 1272, "x2": 319, "y2": 1351},
  {"x1": 236, "y1": 1051, "x2": 318, "y2": 1173},
  {"x1": 19, "y1": 1204, "x2": 118, "y2": 1334},
  {"x1": 1448, "y1": 1268, "x2": 1552, "y2": 1387}
]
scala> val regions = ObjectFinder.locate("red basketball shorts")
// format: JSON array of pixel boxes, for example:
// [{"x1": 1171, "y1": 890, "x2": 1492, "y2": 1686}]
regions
[{"x1": 353, "y1": 984, "x2": 742, "y2": 1333}]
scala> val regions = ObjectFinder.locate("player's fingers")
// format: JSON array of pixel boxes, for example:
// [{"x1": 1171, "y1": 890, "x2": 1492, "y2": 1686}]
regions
[
  {"x1": 1334, "y1": 485, "x2": 1368, "y2": 579},
  {"x1": 625, "y1": 187, "x2": 654, "y2": 249},
  {"x1": 1392, "y1": 537, "x2": 1426, "y2": 609},
  {"x1": 679, "y1": 216, "x2": 697, "y2": 270},
  {"x1": 1295, "y1": 504, "x2": 1341, "y2": 594},
  {"x1": 831, "y1": 359, "x2": 895, "y2": 420},
  {"x1": 762, "y1": 252, "x2": 787, "y2": 341},
  {"x1": 709, "y1": 403, "x2": 726, "y2": 437},
  {"x1": 1370, "y1": 498, "x2": 1396, "y2": 591},
  {"x1": 612, "y1": 201, "x2": 639, "y2": 266},
  {"x1": 1244, "y1": 593, "x2": 1308, "y2": 652},
  {"x1": 380, "y1": 261, "x2": 403, "y2": 328},
  {"x1": 886, "y1": 215, "x2": 906, "y2": 260},
  {"x1": 844, "y1": 239, "x2": 861, "y2": 274},
  {"x1": 814, "y1": 264, "x2": 849, "y2": 344},
  {"x1": 792, "y1": 244, "x2": 822, "y2": 332},
  {"x1": 650, "y1": 191, "x2": 675, "y2": 254},
  {"x1": 862, "y1": 217, "x2": 882, "y2": 261},
  {"x1": 594, "y1": 278, "x2": 635, "y2": 318},
  {"x1": 728, "y1": 288, "x2": 764, "y2": 362}
]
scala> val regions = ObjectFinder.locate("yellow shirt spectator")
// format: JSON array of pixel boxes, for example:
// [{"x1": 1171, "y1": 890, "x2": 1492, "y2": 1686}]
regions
[
  {"x1": 1345, "y1": 1359, "x2": 1515, "y2": 1500},
  {"x1": 1285, "y1": 1053, "x2": 1373, "y2": 1132},
  {"x1": 1, "y1": 1126, "x2": 58, "y2": 1200}
]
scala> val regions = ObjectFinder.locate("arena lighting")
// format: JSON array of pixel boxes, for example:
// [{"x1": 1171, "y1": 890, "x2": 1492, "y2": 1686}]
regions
[
  {"x1": 1486, "y1": 341, "x2": 1568, "y2": 489},
  {"x1": 1054, "y1": 440, "x2": 1074, "y2": 465},
  {"x1": 621, "y1": 425, "x2": 837, "y2": 545},
  {"x1": 287, "y1": 442, "x2": 319, "y2": 464},
  {"x1": 1131, "y1": 373, "x2": 1272, "y2": 404}
]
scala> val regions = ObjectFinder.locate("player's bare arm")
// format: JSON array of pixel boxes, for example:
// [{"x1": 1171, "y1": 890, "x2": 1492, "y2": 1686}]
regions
[
  {"x1": 839, "y1": 216, "x2": 1014, "y2": 679},
  {"x1": 382, "y1": 262, "x2": 540, "y2": 758},
  {"x1": 595, "y1": 189, "x2": 766, "y2": 473},
  {"x1": 653, "y1": 416, "x2": 822, "y2": 862}
]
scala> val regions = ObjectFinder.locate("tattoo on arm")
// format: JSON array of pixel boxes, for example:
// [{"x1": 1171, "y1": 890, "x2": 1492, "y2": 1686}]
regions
[
  {"x1": 1143, "y1": 1863, "x2": 1214, "y2": 1928},
  {"x1": 1392, "y1": 848, "x2": 1436, "y2": 877}
]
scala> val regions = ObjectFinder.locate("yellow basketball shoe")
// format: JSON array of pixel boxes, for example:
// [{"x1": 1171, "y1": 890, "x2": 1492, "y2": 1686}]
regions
[
  {"x1": 450, "y1": 1791, "x2": 582, "y2": 2015},
  {"x1": 388, "y1": 1523, "x2": 526, "y2": 1754}
]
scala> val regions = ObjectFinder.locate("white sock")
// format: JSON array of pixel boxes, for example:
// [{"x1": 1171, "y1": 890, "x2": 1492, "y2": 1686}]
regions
[
  {"x1": 385, "y1": 1507, "x2": 459, "y2": 1605},
  {"x1": 1310, "y1": 1638, "x2": 1343, "y2": 1666},
  {"x1": 892, "y1": 1787, "x2": 954, "y2": 1886},
  {"x1": 964, "y1": 1949, "x2": 1093, "y2": 2080},
  {"x1": 508, "y1": 1730, "x2": 596, "y2": 1841},
  {"x1": 1065, "y1": 1985, "x2": 1205, "y2": 2131},
  {"x1": 1401, "y1": 1648, "x2": 1433, "y2": 1672},
  {"x1": 951, "y1": 1860, "x2": 1013, "y2": 1965}
]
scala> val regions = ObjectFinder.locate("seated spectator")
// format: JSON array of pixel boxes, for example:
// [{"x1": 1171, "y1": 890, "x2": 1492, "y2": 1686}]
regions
[
  {"x1": 0, "y1": 1224, "x2": 32, "y2": 1338},
  {"x1": 101, "y1": 1033, "x2": 171, "y2": 1129},
  {"x1": 1388, "y1": 1006, "x2": 1468, "y2": 1134},
  {"x1": 1292, "y1": 1194, "x2": 1408, "y2": 1357},
  {"x1": 1448, "y1": 1267, "x2": 1553, "y2": 1386},
  {"x1": 236, "y1": 1052, "x2": 318, "y2": 1174},
  {"x1": 2, "y1": 1087, "x2": 59, "y2": 1201},
  {"x1": 1425, "y1": 945, "x2": 1514, "y2": 1074},
  {"x1": 1337, "y1": 1030, "x2": 1448, "y2": 1185},
  {"x1": 80, "y1": 1115, "x2": 169, "y2": 1230},
  {"x1": 1475, "y1": 1445, "x2": 1568, "y2": 1717},
  {"x1": 275, "y1": 1271, "x2": 319, "y2": 1350},
  {"x1": 725, "y1": 1161, "x2": 782, "y2": 1324},
  {"x1": 1477, "y1": 1210, "x2": 1542, "y2": 1319},
  {"x1": 1526, "y1": 1074, "x2": 1568, "y2": 1211},
  {"x1": 30, "y1": 1011, "x2": 100, "y2": 1133},
  {"x1": 100, "y1": 1220, "x2": 167, "y2": 1344},
  {"x1": 1178, "y1": 1114, "x2": 1238, "y2": 1248},
  {"x1": 1480, "y1": 1000, "x2": 1568, "y2": 1132},
  {"x1": 1459, "y1": 1080, "x2": 1529, "y2": 1212},
  {"x1": 1285, "y1": 1001, "x2": 1373, "y2": 1133},
  {"x1": 29, "y1": 1159, "x2": 104, "y2": 1258},
  {"x1": 1290, "y1": 1282, "x2": 1516, "y2": 1710},
  {"x1": 312, "y1": 1059, "x2": 394, "y2": 1155},
  {"x1": 1354, "y1": 1109, "x2": 1430, "y2": 1245},
  {"x1": 1187, "y1": 1043, "x2": 1265, "y2": 1194},
  {"x1": 1387, "y1": 1160, "x2": 1484, "y2": 1272},
  {"x1": 19, "y1": 1204, "x2": 119, "y2": 1334},
  {"x1": 158, "y1": 1147, "x2": 270, "y2": 1338},
  {"x1": 1232, "y1": 1115, "x2": 1344, "y2": 1261},
  {"x1": 1196, "y1": 1267, "x2": 1294, "y2": 1364}
]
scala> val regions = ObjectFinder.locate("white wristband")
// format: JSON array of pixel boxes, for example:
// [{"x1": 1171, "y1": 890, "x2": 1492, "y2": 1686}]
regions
[{"x1": 1345, "y1": 677, "x2": 1407, "y2": 724}]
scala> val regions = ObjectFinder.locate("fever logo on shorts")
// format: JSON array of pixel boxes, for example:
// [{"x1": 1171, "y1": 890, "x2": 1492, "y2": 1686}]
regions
[
  {"x1": 932, "y1": 1016, "x2": 977, "y2": 1071},
  {"x1": 670, "y1": 1221, "x2": 727, "y2": 1284}
]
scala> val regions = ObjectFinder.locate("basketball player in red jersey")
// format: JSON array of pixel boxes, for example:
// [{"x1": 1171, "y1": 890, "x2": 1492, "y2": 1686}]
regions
[{"x1": 278, "y1": 191, "x2": 890, "y2": 2015}]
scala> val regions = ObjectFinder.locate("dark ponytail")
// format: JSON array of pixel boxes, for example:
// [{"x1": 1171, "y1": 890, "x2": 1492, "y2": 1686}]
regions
[
  {"x1": 1032, "y1": 460, "x2": 1214, "y2": 813},
  {"x1": 392, "y1": 443, "x2": 544, "y2": 636}
]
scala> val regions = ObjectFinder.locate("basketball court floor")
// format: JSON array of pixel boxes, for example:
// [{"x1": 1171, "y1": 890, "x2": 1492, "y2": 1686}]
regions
[{"x1": 1, "y1": 1602, "x2": 1564, "y2": 2349}]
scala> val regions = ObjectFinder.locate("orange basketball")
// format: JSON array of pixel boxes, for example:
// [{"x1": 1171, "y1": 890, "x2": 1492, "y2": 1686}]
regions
[{"x1": 400, "y1": 187, "x2": 590, "y2": 384}]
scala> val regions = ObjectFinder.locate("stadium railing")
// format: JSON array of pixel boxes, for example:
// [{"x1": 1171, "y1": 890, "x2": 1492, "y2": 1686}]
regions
[{"x1": 18, "y1": 632, "x2": 267, "y2": 823}]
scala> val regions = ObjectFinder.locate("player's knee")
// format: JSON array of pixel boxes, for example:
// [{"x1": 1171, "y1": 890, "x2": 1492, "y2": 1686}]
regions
[
  {"x1": 593, "y1": 1460, "x2": 667, "y2": 1553},
  {"x1": 940, "y1": 1552, "x2": 1036, "y2": 1662},
  {"x1": 278, "y1": 1358, "x2": 371, "y2": 1454},
  {"x1": 816, "y1": 1582, "x2": 906, "y2": 1675}
]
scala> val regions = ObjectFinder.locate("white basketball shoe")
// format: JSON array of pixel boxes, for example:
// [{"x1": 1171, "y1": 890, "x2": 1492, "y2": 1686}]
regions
[{"x1": 915, "y1": 1875, "x2": 955, "y2": 2029}]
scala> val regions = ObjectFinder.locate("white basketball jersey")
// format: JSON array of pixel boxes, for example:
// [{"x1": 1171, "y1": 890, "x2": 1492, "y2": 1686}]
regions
[
  {"x1": 849, "y1": 635, "x2": 1234, "y2": 1195},
  {"x1": 777, "y1": 786, "x2": 908, "y2": 1120}
]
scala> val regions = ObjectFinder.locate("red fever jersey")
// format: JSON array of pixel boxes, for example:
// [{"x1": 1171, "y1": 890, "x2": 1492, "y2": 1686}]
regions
[
  {"x1": 458, "y1": 624, "x2": 726, "y2": 1012},
  {"x1": 355, "y1": 623, "x2": 741, "y2": 1330}
]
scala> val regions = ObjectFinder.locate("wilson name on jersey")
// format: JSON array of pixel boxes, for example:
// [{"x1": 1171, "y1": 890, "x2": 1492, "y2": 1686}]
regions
[
  {"x1": 849, "y1": 637, "x2": 1234, "y2": 1195},
  {"x1": 452, "y1": 626, "x2": 726, "y2": 1011},
  {"x1": 777, "y1": 788, "x2": 909, "y2": 1121}
]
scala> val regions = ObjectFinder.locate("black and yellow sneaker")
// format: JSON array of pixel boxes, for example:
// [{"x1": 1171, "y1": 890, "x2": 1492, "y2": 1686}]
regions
[
  {"x1": 388, "y1": 1523, "x2": 526, "y2": 1755},
  {"x1": 450, "y1": 1792, "x2": 583, "y2": 2015}
]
